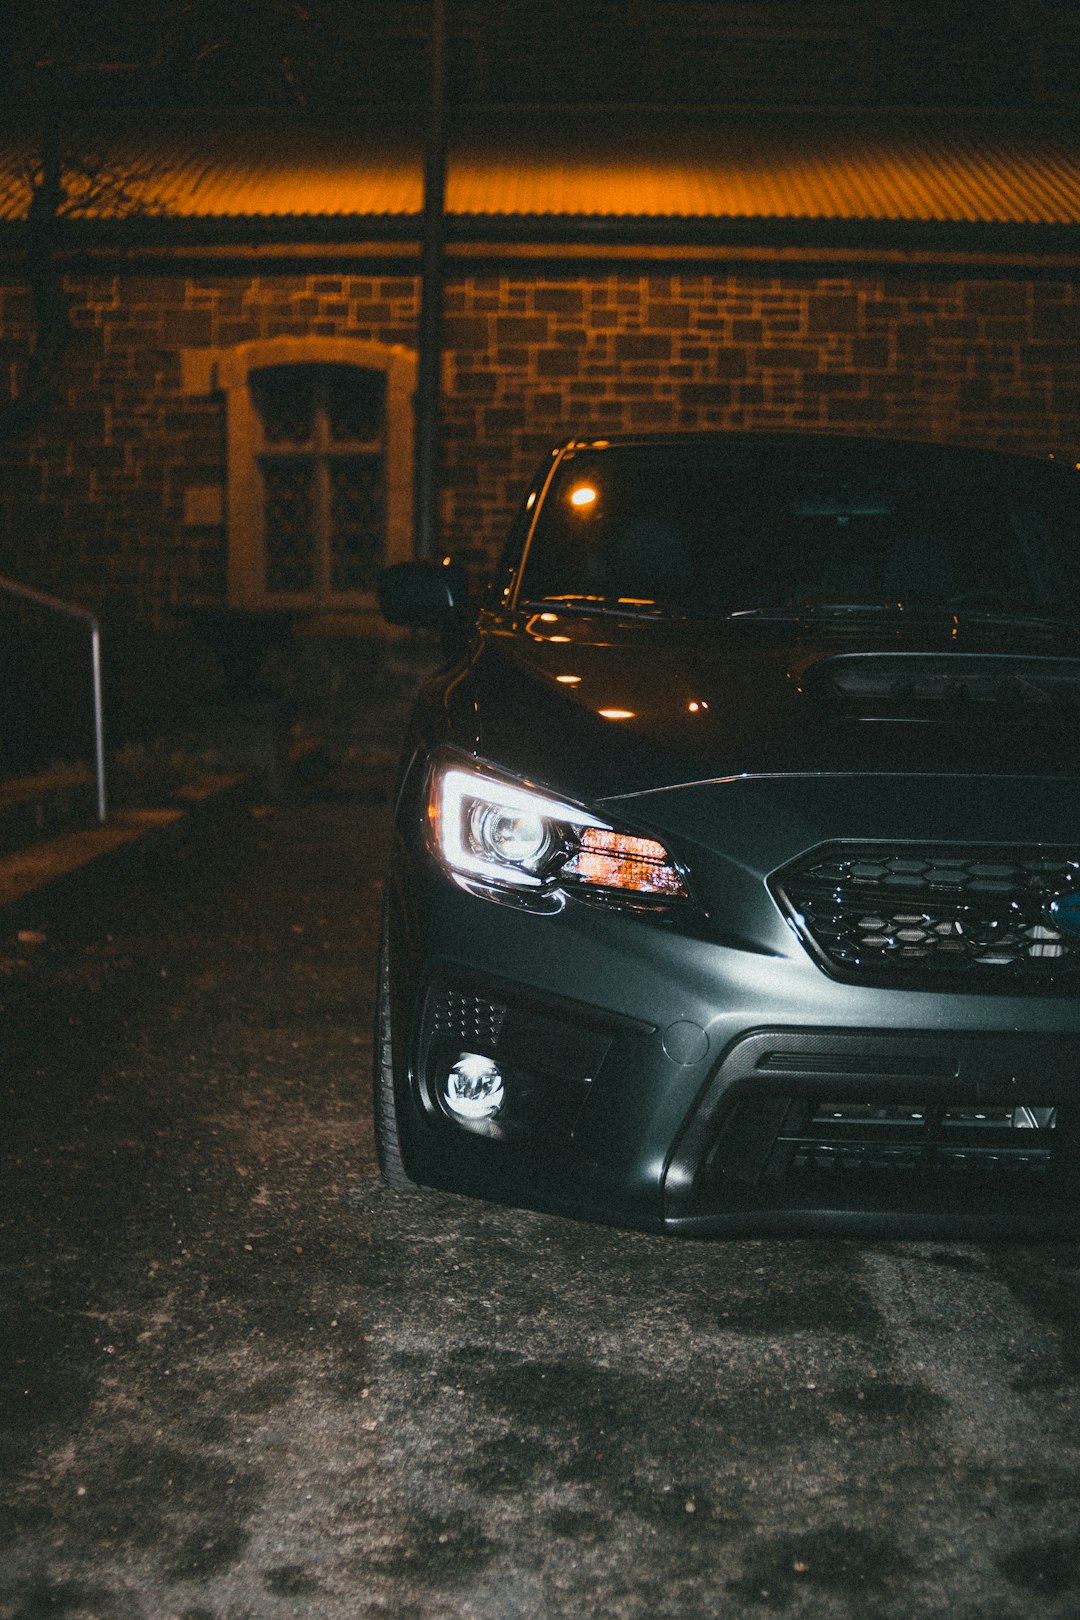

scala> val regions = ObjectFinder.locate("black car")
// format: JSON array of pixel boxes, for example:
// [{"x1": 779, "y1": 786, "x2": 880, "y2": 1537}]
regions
[{"x1": 375, "y1": 432, "x2": 1080, "y2": 1237}]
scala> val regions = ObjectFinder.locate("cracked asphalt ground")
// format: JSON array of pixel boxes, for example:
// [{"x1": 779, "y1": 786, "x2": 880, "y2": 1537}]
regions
[{"x1": 2, "y1": 791, "x2": 1079, "y2": 1620}]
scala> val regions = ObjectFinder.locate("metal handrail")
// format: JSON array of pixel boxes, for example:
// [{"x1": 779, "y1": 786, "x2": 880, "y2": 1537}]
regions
[{"x1": 0, "y1": 575, "x2": 106, "y2": 823}]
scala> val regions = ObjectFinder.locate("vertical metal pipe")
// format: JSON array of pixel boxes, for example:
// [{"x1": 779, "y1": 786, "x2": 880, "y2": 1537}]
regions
[
  {"x1": 90, "y1": 620, "x2": 107, "y2": 823},
  {"x1": 414, "y1": 0, "x2": 448, "y2": 561}
]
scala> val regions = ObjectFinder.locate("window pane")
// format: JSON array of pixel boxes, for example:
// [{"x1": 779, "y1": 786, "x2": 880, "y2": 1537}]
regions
[
  {"x1": 251, "y1": 365, "x2": 317, "y2": 445},
  {"x1": 329, "y1": 455, "x2": 384, "y2": 592},
  {"x1": 325, "y1": 366, "x2": 385, "y2": 442},
  {"x1": 260, "y1": 457, "x2": 316, "y2": 592}
]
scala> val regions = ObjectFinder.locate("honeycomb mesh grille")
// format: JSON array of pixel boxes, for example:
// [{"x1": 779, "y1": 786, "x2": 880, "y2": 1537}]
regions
[{"x1": 774, "y1": 845, "x2": 1080, "y2": 989}]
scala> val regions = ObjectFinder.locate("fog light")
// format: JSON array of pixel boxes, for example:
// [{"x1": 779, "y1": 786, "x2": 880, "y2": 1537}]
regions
[{"x1": 443, "y1": 1053, "x2": 505, "y2": 1120}]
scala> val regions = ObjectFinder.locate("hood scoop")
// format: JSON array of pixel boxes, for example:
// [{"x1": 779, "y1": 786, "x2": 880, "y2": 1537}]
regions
[{"x1": 796, "y1": 652, "x2": 1080, "y2": 713}]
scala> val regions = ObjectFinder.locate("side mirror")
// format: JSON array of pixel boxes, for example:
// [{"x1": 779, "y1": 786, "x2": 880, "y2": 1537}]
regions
[{"x1": 378, "y1": 560, "x2": 471, "y2": 651}]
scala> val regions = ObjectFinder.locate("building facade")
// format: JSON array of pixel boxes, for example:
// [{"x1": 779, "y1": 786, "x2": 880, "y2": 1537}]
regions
[
  {"x1": 1, "y1": 108, "x2": 1078, "y2": 632},
  {"x1": 1, "y1": 259, "x2": 1078, "y2": 625}
]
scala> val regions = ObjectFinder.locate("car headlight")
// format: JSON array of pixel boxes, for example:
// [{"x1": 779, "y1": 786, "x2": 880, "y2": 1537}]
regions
[{"x1": 429, "y1": 760, "x2": 688, "y2": 898}]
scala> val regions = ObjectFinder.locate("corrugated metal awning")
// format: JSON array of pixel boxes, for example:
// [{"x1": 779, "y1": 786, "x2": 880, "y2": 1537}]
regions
[{"x1": 1, "y1": 112, "x2": 1078, "y2": 233}]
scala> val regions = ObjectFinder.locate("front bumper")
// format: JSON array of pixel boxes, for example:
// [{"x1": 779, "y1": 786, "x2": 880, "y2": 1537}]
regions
[{"x1": 385, "y1": 852, "x2": 1080, "y2": 1238}]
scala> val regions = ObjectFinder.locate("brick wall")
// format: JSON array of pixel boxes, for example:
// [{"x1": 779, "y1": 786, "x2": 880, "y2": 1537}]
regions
[{"x1": 1, "y1": 266, "x2": 1078, "y2": 623}]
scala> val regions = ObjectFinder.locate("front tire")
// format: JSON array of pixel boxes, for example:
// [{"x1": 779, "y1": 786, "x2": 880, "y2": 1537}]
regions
[{"x1": 373, "y1": 908, "x2": 415, "y2": 1190}]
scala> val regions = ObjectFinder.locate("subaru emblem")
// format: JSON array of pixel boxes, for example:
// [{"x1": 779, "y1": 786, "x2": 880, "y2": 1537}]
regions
[{"x1": 1048, "y1": 890, "x2": 1080, "y2": 940}]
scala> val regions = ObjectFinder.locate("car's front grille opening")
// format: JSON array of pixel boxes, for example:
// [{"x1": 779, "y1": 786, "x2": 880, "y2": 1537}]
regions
[
  {"x1": 773, "y1": 843, "x2": 1080, "y2": 990},
  {"x1": 775, "y1": 1100, "x2": 1059, "y2": 1178},
  {"x1": 688, "y1": 1090, "x2": 1077, "y2": 1223},
  {"x1": 664, "y1": 1029, "x2": 1080, "y2": 1229}
]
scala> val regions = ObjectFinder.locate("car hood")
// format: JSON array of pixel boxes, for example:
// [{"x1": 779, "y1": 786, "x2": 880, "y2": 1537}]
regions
[{"x1": 465, "y1": 611, "x2": 1080, "y2": 806}]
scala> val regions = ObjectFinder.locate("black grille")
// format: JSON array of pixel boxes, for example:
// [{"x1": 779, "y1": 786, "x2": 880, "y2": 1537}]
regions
[
  {"x1": 774, "y1": 844, "x2": 1080, "y2": 989},
  {"x1": 779, "y1": 1101, "x2": 1058, "y2": 1177},
  {"x1": 430, "y1": 988, "x2": 508, "y2": 1050}
]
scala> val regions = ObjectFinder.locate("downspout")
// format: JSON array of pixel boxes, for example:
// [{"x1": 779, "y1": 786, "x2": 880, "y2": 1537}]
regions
[{"x1": 413, "y1": 0, "x2": 447, "y2": 562}]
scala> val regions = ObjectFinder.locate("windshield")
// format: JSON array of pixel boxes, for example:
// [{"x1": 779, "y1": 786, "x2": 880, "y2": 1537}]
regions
[{"x1": 517, "y1": 439, "x2": 1080, "y2": 619}]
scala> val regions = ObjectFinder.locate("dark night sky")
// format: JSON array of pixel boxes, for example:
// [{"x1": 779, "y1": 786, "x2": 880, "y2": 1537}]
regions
[{"x1": 0, "y1": 0, "x2": 1049, "y2": 117}]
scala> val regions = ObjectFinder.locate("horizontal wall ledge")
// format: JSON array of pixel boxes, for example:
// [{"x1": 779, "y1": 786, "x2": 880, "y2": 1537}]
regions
[{"x1": 2, "y1": 224, "x2": 1080, "y2": 275}]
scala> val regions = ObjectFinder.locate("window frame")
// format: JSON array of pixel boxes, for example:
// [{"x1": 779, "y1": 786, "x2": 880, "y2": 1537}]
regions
[{"x1": 183, "y1": 336, "x2": 417, "y2": 611}]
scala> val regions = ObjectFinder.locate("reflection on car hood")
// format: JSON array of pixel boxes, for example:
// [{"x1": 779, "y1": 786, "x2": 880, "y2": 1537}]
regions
[{"x1": 468, "y1": 612, "x2": 1080, "y2": 805}]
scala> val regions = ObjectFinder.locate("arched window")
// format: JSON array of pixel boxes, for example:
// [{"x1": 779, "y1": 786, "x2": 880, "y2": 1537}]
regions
[{"x1": 183, "y1": 337, "x2": 416, "y2": 610}]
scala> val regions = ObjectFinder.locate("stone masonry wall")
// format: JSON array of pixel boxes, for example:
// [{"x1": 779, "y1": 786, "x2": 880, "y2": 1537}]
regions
[{"x1": 1, "y1": 266, "x2": 1078, "y2": 623}]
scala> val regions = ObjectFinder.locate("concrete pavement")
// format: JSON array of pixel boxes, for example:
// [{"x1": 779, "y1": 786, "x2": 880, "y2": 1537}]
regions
[{"x1": 1, "y1": 781, "x2": 1079, "y2": 1619}]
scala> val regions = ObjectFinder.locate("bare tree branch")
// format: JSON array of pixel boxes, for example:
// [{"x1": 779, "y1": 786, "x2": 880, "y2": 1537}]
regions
[{"x1": 1, "y1": 0, "x2": 329, "y2": 437}]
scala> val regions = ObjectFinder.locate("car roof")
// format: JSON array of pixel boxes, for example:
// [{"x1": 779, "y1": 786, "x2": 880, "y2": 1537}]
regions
[{"x1": 552, "y1": 431, "x2": 1069, "y2": 473}]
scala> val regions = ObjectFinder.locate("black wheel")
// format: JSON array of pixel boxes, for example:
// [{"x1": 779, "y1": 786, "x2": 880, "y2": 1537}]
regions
[{"x1": 373, "y1": 907, "x2": 415, "y2": 1189}]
